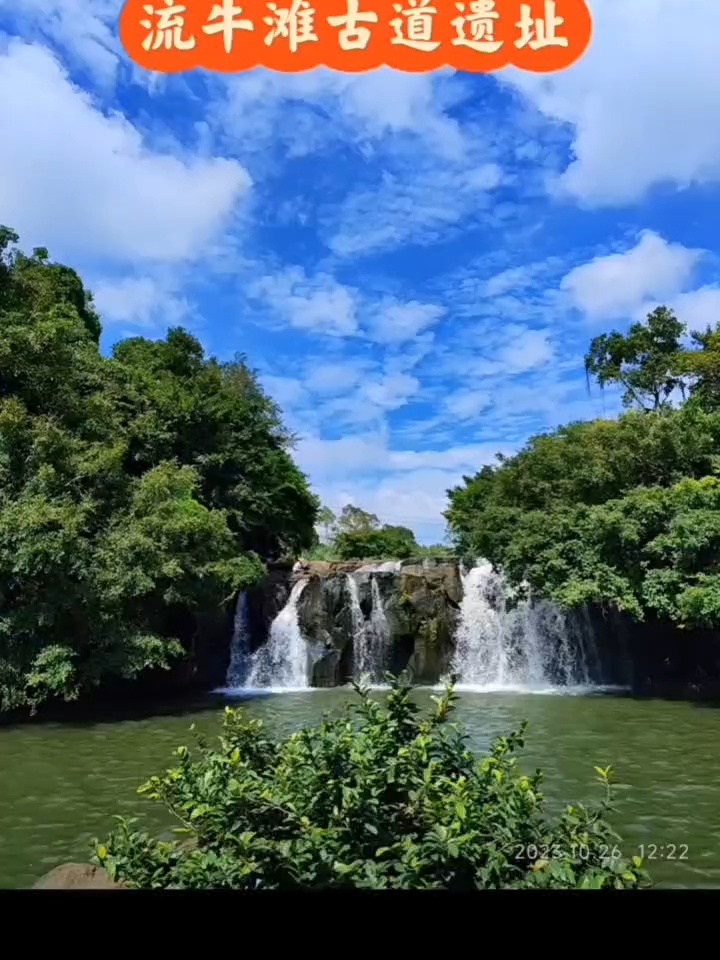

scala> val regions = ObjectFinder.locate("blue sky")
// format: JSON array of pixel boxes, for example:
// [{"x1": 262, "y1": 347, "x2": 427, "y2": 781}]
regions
[{"x1": 1, "y1": 1, "x2": 719, "y2": 543}]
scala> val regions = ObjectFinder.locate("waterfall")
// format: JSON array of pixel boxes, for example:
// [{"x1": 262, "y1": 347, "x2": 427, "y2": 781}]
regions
[
  {"x1": 450, "y1": 561, "x2": 594, "y2": 692},
  {"x1": 369, "y1": 578, "x2": 390, "y2": 679},
  {"x1": 346, "y1": 574, "x2": 369, "y2": 678},
  {"x1": 225, "y1": 591, "x2": 251, "y2": 688},
  {"x1": 347, "y1": 572, "x2": 389, "y2": 683},
  {"x1": 243, "y1": 578, "x2": 310, "y2": 690}
]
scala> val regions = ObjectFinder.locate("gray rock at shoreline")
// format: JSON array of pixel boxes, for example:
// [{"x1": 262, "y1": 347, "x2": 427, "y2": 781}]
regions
[{"x1": 33, "y1": 862, "x2": 125, "y2": 889}]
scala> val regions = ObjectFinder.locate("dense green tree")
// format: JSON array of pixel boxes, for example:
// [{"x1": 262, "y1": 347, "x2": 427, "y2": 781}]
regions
[
  {"x1": 303, "y1": 504, "x2": 419, "y2": 561},
  {"x1": 335, "y1": 523, "x2": 419, "y2": 560},
  {"x1": 305, "y1": 501, "x2": 452, "y2": 562},
  {"x1": 447, "y1": 405, "x2": 720, "y2": 532},
  {"x1": 336, "y1": 504, "x2": 381, "y2": 535},
  {"x1": 106, "y1": 330, "x2": 317, "y2": 559},
  {"x1": 315, "y1": 505, "x2": 337, "y2": 543},
  {"x1": 446, "y1": 305, "x2": 720, "y2": 630},
  {"x1": 584, "y1": 306, "x2": 686, "y2": 410},
  {"x1": 0, "y1": 227, "x2": 101, "y2": 342},
  {"x1": 677, "y1": 325, "x2": 720, "y2": 413},
  {"x1": 415, "y1": 543, "x2": 454, "y2": 558},
  {"x1": 470, "y1": 476, "x2": 720, "y2": 625},
  {"x1": 0, "y1": 228, "x2": 317, "y2": 712}
]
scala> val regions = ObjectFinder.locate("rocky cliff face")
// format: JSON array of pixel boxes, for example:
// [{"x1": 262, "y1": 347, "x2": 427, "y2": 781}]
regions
[
  {"x1": 579, "y1": 604, "x2": 720, "y2": 699},
  {"x1": 293, "y1": 559, "x2": 463, "y2": 686}
]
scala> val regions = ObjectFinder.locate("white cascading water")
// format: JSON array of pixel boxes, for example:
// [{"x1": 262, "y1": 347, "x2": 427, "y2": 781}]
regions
[
  {"x1": 369, "y1": 578, "x2": 390, "y2": 679},
  {"x1": 346, "y1": 574, "x2": 369, "y2": 677},
  {"x1": 450, "y1": 561, "x2": 594, "y2": 692},
  {"x1": 225, "y1": 591, "x2": 251, "y2": 688},
  {"x1": 223, "y1": 560, "x2": 598, "y2": 696},
  {"x1": 242, "y1": 578, "x2": 310, "y2": 690},
  {"x1": 347, "y1": 570, "x2": 392, "y2": 682}
]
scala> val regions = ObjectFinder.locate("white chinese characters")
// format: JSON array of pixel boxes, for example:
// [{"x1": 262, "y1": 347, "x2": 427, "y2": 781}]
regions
[
  {"x1": 133, "y1": 0, "x2": 581, "y2": 63},
  {"x1": 390, "y1": 0, "x2": 440, "y2": 53},
  {"x1": 140, "y1": 0, "x2": 196, "y2": 51},
  {"x1": 203, "y1": 0, "x2": 254, "y2": 53},
  {"x1": 264, "y1": 1, "x2": 319, "y2": 51},
  {"x1": 327, "y1": 0, "x2": 379, "y2": 51},
  {"x1": 515, "y1": 0, "x2": 568, "y2": 49},
  {"x1": 451, "y1": 0, "x2": 502, "y2": 54}
]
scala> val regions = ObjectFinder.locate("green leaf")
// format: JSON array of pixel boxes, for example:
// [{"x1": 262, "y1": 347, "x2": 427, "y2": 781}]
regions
[{"x1": 90, "y1": 677, "x2": 651, "y2": 891}]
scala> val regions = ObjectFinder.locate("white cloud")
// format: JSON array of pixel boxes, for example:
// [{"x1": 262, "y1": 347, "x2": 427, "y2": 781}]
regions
[
  {"x1": 0, "y1": 42, "x2": 250, "y2": 265},
  {"x1": 283, "y1": 352, "x2": 622, "y2": 541},
  {"x1": 321, "y1": 470, "x2": 455, "y2": 545},
  {"x1": 295, "y1": 434, "x2": 509, "y2": 542},
  {"x1": 92, "y1": 275, "x2": 189, "y2": 330},
  {"x1": 0, "y1": 0, "x2": 120, "y2": 85},
  {"x1": 314, "y1": 472, "x2": 453, "y2": 544},
  {"x1": 217, "y1": 67, "x2": 503, "y2": 262},
  {"x1": 669, "y1": 286, "x2": 720, "y2": 332},
  {"x1": 503, "y1": 0, "x2": 720, "y2": 205},
  {"x1": 302, "y1": 371, "x2": 420, "y2": 431},
  {"x1": 327, "y1": 69, "x2": 465, "y2": 156},
  {"x1": 560, "y1": 231, "x2": 701, "y2": 321},
  {"x1": 360, "y1": 373, "x2": 420, "y2": 413},
  {"x1": 475, "y1": 327, "x2": 555, "y2": 376},
  {"x1": 296, "y1": 434, "x2": 387, "y2": 478},
  {"x1": 485, "y1": 266, "x2": 534, "y2": 298},
  {"x1": 249, "y1": 266, "x2": 358, "y2": 337},
  {"x1": 432, "y1": 322, "x2": 556, "y2": 382},
  {"x1": 262, "y1": 374, "x2": 311, "y2": 410},
  {"x1": 302, "y1": 359, "x2": 372, "y2": 395},
  {"x1": 219, "y1": 67, "x2": 469, "y2": 160},
  {"x1": 326, "y1": 161, "x2": 503, "y2": 258},
  {"x1": 444, "y1": 391, "x2": 494, "y2": 421},
  {"x1": 367, "y1": 300, "x2": 445, "y2": 344},
  {"x1": 249, "y1": 269, "x2": 447, "y2": 345}
]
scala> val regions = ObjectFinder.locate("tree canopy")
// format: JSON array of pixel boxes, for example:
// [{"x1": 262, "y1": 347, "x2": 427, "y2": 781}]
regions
[
  {"x1": 0, "y1": 228, "x2": 317, "y2": 712},
  {"x1": 304, "y1": 502, "x2": 451, "y2": 561},
  {"x1": 584, "y1": 305, "x2": 686, "y2": 410},
  {"x1": 446, "y1": 306, "x2": 720, "y2": 628}
]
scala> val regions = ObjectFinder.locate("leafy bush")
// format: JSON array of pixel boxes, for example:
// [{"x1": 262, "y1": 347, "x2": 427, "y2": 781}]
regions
[{"x1": 94, "y1": 678, "x2": 649, "y2": 889}]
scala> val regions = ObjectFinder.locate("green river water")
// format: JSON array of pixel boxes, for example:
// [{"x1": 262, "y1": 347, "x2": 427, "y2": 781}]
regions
[{"x1": 1, "y1": 686, "x2": 719, "y2": 888}]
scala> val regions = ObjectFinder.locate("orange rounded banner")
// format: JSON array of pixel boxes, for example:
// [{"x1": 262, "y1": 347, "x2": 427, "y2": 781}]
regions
[{"x1": 119, "y1": 0, "x2": 593, "y2": 75}]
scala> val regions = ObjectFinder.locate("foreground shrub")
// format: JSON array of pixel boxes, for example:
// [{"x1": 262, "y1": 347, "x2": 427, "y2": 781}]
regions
[{"x1": 94, "y1": 677, "x2": 649, "y2": 889}]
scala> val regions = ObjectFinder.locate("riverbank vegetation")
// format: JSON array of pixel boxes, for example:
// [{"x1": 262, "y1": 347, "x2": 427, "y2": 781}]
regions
[
  {"x1": 94, "y1": 677, "x2": 648, "y2": 889},
  {"x1": 5, "y1": 219, "x2": 720, "y2": 713},
  {"x1": 0, "y1": 228, "x2": 318, "y2": 712},
  {"x1": 446, "y1": 306, "x2": 720, "y2": 629}
]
